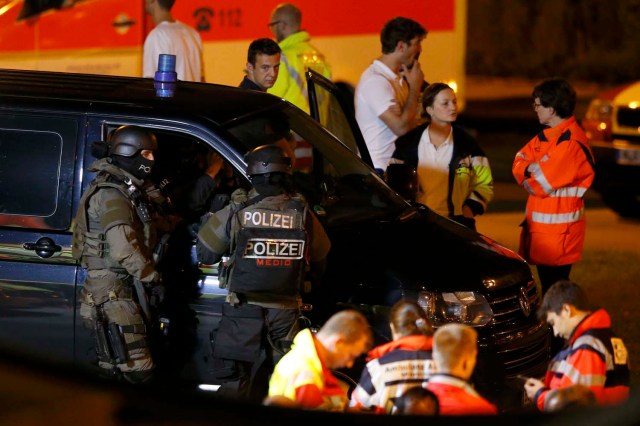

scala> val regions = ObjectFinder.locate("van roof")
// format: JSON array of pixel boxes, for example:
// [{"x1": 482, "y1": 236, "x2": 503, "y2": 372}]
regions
[{"x1": 0, "y1": 68, "x2": 286, "y2": 125}]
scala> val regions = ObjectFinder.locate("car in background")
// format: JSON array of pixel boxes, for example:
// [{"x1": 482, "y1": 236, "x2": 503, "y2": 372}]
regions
[
  {"x1": 582, "y1": 81, "x2": 640, "y2": 218},
  {"x1": 0, "y1": 67, "x2": 548, "y2": 411}
]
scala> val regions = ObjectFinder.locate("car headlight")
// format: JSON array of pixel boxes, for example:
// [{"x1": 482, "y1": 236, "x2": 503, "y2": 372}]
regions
[
  {"x1": 585, "y1": 98, "x2": 613, "y2": 121},
  {"x1": 417, "y1": 291, "x2": 493, "y2": 326},
  {"x1": 583, "y1": 98, "x2": 613, "y2": 141}
]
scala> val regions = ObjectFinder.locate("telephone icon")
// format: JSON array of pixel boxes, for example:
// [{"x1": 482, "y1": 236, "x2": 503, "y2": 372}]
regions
[{"x1": 193, "y1": 7, "x2": 213, "y2": 32}]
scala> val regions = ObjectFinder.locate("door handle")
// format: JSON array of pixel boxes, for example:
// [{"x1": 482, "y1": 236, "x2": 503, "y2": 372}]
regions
[
  {"x1": 23, "y1": 237, "x2": 62, "y2": 258},
  {"x1": 112, "y1": 16, "x2": 136, "y2": 30}
]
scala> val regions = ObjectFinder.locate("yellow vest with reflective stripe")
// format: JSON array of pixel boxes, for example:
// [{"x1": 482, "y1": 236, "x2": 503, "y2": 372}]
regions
[
  {"x1": 268, "y1": 31, "x2": 331, "y2": 114},
  {"x1": 268, "y1": 328, "x2": 348, "y2": 411}
]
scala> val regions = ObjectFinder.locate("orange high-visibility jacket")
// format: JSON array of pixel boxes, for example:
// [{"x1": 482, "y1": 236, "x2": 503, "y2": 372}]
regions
[
  {"x1": 426, "y1": 375, "x2": 498, "y2": 415},
  {"x1": 533, "y1": 309, "x2": 630, "y2": 411},
  {"x1": 512, "y1": 116, "x2": 595, "y2": 266}
]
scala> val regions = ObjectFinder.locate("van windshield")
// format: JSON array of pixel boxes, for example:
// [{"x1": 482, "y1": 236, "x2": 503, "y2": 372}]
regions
[{"x1": 224, "y1": 106, "x2": 409, "y2": 226}]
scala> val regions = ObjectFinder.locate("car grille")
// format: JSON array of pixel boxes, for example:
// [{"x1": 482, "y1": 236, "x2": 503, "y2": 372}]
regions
[
  {"x1": 617, "y1": 107, "x2": 640, "y2": 129},
  {"x1": 614, "y1": 107, "x2": 640, "y2": 142},
  {"x1": 481, "y1": 279, "x2": 550, "y2": 375},
  {"x1": 488, "y1": 279, "x2": 538, "y2": 328}
]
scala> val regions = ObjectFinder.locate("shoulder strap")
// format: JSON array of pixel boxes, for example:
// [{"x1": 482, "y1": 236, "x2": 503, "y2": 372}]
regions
[
  {"x1": 300, "y1": 202, "x2": 311, "y2": 264},
  {"x1": 104, "y1": 174, "x2": 153, "y2": 224},
  {"x1": 285, "y1": 195, "x2": 310, "y2": 264},
  {"x1": 225, "y1": 194, "x2": 264, "y2": 238},
  {"x1": 225, "y1": 193, "x2": 266, "y2": 263}
]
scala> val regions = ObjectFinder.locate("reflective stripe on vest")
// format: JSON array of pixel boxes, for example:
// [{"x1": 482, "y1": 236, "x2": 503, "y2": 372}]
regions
[
  {"x1": 280, "y1": 53, "x2": 307, "y2": 103},
  {"x1": 532, "y1": 207, "x2": 584, "y2": 224},
  {"x1": 525, "y1": 161, "x2": 554, "y2": 195},
  {"x1": 550, "y1": 334, "x2": 609, "y2": 386},
  {"x1": 549, "y1": 186, "x2": 589, "y2": 198}
]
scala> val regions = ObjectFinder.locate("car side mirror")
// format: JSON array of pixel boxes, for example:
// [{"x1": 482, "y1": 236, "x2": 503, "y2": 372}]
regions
[{"x1": 385, "y1": 163, "x2": 418, "y2": 202}]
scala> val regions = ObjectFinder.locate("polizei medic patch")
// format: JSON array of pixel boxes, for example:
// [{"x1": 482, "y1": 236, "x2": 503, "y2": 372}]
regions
[
  {"x1": 229, "y1": 200, "x2": 308, "y2": 294},
  {"x1": 240, "y1": 209, "x2": 305, "y2": 267},
  {"x1": 243, "y1": 238, "x2": 305, "y2": 265}
]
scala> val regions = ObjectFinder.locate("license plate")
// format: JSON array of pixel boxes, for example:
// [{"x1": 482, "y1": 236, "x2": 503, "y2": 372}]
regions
[{"x1": 616, "y1": 148, "x2": 640, "y2": 165}]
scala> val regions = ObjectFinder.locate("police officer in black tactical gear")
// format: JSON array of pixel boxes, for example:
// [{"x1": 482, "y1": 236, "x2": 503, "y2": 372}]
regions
[
  {"x1": 72, "y1": 125, "x2": 167, "y2": 383},
  {"x1": 197, "y1": 143, "x2": 331, "y2": 402}
]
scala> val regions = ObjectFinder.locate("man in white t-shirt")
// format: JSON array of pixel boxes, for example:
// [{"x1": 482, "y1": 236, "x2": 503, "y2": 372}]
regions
[
  {"x1": 143, "y1": 0, "x2": 204, "y2": 82},
  {"x1": 354, "y1": 17, "x2": 427, "y2": 173}
]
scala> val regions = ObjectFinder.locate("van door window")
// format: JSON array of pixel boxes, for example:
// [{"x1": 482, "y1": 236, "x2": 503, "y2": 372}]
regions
[
  {"x1": 0, "y1": 129, "x2": 60, "y2": 216},
  {"x1": 306, "y1": 69, "x2": 373, "y2": 167},
  {"x1": 100, "y1": 124, "x2": 244, "y2": 222},
  {"x1": 0, "y1": 116, "x2": 78, "y2": 230},
  {"x1": 224, "y1": 107, "x2": 407, "y2": 225}
]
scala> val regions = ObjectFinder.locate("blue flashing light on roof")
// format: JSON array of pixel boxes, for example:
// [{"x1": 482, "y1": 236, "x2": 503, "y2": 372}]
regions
[{"x1": 154, "y1": 54, "x2": 177, "y2": 98}]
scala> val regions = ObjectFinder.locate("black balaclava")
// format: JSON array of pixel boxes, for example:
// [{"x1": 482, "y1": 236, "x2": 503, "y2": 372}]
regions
[{"x1": 111, "y1": 152, "x2": 155, "y2": 180}]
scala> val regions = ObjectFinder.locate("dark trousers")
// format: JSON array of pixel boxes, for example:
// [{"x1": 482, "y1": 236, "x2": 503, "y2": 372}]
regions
[
  {"x1": 536, "y1": 264, "x2": 572, "y2": 296},
  {"x1": 536, "y1": 264, "x2": 572, "y2": 356},
  {"x1": 212, "y1": 303, "x2": 300, "y2": 403}
]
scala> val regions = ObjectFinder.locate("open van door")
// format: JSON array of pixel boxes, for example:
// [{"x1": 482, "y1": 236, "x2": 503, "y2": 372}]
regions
[
  {"x1": 306, "y1": 69, "x2": 373, "y2": 168},
  {"x1": 306, "y1": 69, "x2": 418, "y2": 200}
]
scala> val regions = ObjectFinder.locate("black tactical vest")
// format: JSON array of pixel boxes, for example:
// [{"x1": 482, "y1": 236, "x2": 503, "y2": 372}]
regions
[{"x1": 228, "y1": 195, "x2": 308, "y2": 296}]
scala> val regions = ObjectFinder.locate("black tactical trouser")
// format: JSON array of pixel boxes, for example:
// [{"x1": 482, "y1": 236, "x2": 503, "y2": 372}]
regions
[{"x1": 212, "y1": 302, "x2": 300, "y2": 403}]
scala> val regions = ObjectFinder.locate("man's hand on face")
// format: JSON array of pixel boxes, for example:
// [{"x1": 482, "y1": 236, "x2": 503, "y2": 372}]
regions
[{"x1": 400, "y1": 60, "x2": 424, "y2": 90}]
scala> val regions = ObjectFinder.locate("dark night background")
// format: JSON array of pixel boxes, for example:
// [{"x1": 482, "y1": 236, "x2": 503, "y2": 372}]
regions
[{"x1": 467, "y1": 0, "x2": 640, "y2": 85}]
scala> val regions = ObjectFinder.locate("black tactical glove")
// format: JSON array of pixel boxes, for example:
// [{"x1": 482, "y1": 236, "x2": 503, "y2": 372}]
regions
[
  {"x1": 150, "y1": 283, "x2": 165, "y2": 307},
  {"x1": 146, "y1": 277, "x2": 165, "y2": 308}
]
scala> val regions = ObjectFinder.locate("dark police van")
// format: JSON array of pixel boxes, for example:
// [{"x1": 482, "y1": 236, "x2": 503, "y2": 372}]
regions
[{"x1": 0, "y1": 68, "x2": 548, "y2": 410}]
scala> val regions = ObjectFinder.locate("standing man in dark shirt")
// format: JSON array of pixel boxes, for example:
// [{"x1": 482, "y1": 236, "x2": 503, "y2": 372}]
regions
[{"x1": 239, "y1": 38, "x2": 282, "y2": 92}]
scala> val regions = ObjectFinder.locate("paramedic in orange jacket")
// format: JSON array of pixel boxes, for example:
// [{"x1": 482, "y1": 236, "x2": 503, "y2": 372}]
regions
[
  {"x1": 524, "y1": 280, "x2": 630, "y2": 411},
  {"x1": 512, "y1": 78, "x2": 595, "y2": 295}
]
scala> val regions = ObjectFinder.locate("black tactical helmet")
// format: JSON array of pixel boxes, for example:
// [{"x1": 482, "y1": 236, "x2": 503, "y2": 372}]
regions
[
  {"x1": 245, "y1": 144, "x2": 292, "y2": 176},
  {"x1": 109, "y1": 125, "x2": 158, "y2": 157}
]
